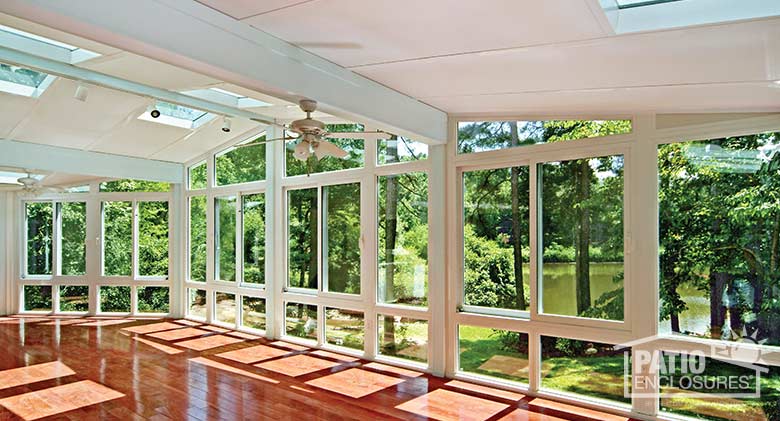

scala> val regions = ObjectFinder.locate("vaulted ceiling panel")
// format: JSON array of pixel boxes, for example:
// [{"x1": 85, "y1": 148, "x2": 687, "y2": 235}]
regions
[
  {"x1": 0, "y1": 93, "x2": 36, "y2": 138},
  {"x1": 151, "y1": 117, "x2": 261, "y2": 162},
  {"x1": 244, "y1": 0, "x2": 606, "y2": 67},
  {"x1": 79, "y1": 52, "x2": 221, "y2": 91},
  {"x1": 11, "y1": 78, "x2": 148, "y2": 149},
  {"x1": 89, "y1": 119, "x2": 190, "y2": 158},
  {"x1": 196, "y1": 0, "x2": 307, "y2": 19}
]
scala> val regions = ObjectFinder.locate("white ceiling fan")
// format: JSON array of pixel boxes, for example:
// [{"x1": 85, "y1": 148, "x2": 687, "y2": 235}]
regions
[
  {"x1": 0, "y1": 171, "x2": 62, "y2": 196},
  {"x1": 236, "y1": 99, "x2": 390, "y2": 161}
]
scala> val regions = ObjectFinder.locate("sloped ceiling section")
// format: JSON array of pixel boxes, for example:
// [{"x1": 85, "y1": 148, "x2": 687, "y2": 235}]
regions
[{"x1": 204, "y1": 0, "x2": 780, "y2": 115}]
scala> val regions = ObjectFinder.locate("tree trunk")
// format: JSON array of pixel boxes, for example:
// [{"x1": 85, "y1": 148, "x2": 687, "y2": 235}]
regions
[
  {"x1": 307, "y1": 193, "x2": 318, "y2": 289},
  {"x1": 575, "y1": 159, "x2": 592, "y2": 315},
  {"x1": 670, "y1": 312, "x2": 681, "y2": 333},
  {"x1": 384, "y1": 137, "x2": 399, "y2": 344},
  {"x1": 709, "y1": 272, "x2": 728, "y2": 339},
  {"x1": 509, "y1": 122, "x2": 526, "y2": 310}
]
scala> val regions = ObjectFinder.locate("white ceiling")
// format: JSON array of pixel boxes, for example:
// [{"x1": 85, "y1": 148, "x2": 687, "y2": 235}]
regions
[{"x1": 202, "y1": 0, "x2": 780, "y2": 115}]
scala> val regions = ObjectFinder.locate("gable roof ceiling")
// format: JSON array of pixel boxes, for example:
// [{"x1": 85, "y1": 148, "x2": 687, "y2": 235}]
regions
[{"x1": 199, "y1": 0, "x2": 780, "y2": 115}]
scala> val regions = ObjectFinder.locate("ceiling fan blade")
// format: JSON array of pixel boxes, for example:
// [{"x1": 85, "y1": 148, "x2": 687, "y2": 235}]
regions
[
  {"x1": 314, "y1": 140, "x2": 349, "y2": 159},
  {"x1": 326, "y1": 131, "x2": 388, "y2": 141},
  {"x1": 233, "y1": 137, "x2": 296, "y2": 148},
  {"x1": 296, "y1": 42, "x2": 362, "y2": 49}
]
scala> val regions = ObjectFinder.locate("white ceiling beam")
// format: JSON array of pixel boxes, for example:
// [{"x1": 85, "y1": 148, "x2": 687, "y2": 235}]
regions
[
  {"x1": 0, "y1": 46, "x2": 277, "y2": 125},
  {"x1": 0, "y1": 0, "x2": 448, "y2": 144},
  {"x1": 0, "y1": 139, "x2": 183, "y2": 183}
]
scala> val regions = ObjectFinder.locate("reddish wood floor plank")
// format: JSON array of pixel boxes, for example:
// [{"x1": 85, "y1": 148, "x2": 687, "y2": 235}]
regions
[{"x1": 0, "y1": 316, "x2": 641, "y2": 421}]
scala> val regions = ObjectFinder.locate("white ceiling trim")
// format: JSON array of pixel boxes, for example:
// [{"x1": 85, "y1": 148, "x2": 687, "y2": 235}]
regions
[
  {"x1": 0, "y1": 0, "x2": 448, "y2": 144},
  {"x1": 0, "y1": 139, "x2": 183, "y2": 183}
]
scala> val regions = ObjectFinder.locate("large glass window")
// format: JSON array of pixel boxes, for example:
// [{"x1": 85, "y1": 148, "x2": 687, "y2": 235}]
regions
[
  {"x1": 377, "y1": 137, "x2": 428, "y2": 165},
  {"x1": 241, "y1": 296, "x2": 266, "y2": 331},
  {"x1": 137, "y1": 286, "x2": 169, "y2": 313},
  {"x1": 463, "y1": 167, "x2": 530, "y2": 312},
  {"x1": 138, "y1": 201, "x2": 169, "y2": 277},
  {"x1": 325, "y1": 308, "x2": 364, "y2": 350},
  {"x1": 25, "y1": 202, "x2": 53, "y2": 276},
  {"x1": 457, "y1": 120, "x2": 631, "y2": 154},
  {"x1": 189, "y1": 196, "x2": 207, "y2": 282},
  {"x1": 99, "y1": 286, "x2": 131, "y2": 313},
  {"x1": 541, "y1": 336, "x2": 628, "y2": 405},
  {"x1": 378, "y1": 173, "x2": 428, "y2": 306},
  {"x1": 539, "y1": 155, "x2": 624, "y2": 321},
  {"x1": 288, "y1": 188, "x2": 317, "y2": 290},
  {"x1": 100, "y1": 179, "x2": 170, "y2": 192},
  {"x1": 102, "y1": 201, "x2": 132, "y2": 277},
  {"x1": 377, "y1": 315, "x2": 428, "y2": 363},
  {"x1": 458, "y1": 326, "x2": 529, "y2": 384},
  {"x1": 216, "y1": 136, "x2": 266, "y2": 185},
  {"x1": 188, "y1": 288, "x2": 207, "y2": 319},
  {"x1": 59, "y1": 202, "x2": 86, "y2": 276},
  {"x1": 215, "y1": 292, "x2": 236, "y2": 324},
  {"x1": 322, "y1": 183, "x2": 360, "y2": 294},
  {"x1": 188, "y1": 161, "x2": 207, "y2": 190},
  {"x1": 215, "y1": 196, "x2": 236, "y2": 282},
  {"x1": 59, "y1": 285, "x2": 89, "y2": 312},
  {"x1": 242, "y1": 193, "x2": 265, "y2": 285},
  {"x1": 23, "y1": 285, "x2": 52, "y2": 312},
  {"x1": 285, "y1": 302, "x2": 318, "y2": 341},
  {"x1": 659, "y1": 132, "x2": 780, "y2": 346}
]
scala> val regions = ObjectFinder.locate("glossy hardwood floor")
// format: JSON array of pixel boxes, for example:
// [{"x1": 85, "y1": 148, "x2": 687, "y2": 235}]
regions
[{"x1": 0, "y1": 315, "x2": 640, "y2": 420}]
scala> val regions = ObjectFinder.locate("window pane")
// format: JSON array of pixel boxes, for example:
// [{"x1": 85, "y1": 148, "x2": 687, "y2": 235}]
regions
[
  {"x1": 659, "y1": 354, "x2": 778, "y2": 421},
  {"x1": 138, "y1": 201, "x2": 168, "y2": 277},
  {"x1": 457, "y1": 120, "x2": 631, "y2": 154},
  {"x1": 99, "y1": 286, "x2": 131, "y2": 313},
  {"x1": 242, "y1": 193, "x2": 265, "y2": 285},
  {"x1": 26, "y1": 202, "x2": 52, "y2": 275},
  {"x1": 377, "y1": 315, "x2": 428, "y2": 363},
  {"x1": 23, "y1": 285, "x2": 52, "y2": 311},
  {"x1": 541, "y1": 335, "x2": 628, "y2": 404},
  {"x1": 325, "y1": 308, "x2": 364, "y2": 350},
  {"x1": 215, "y1": 196, "x2": 236, "y2": 282},
  {"x1": 59, "y1": 285, "x2": 89, "y2": 312},
  {"x1": 288, "y1": 188, "x2": 317, "y2": 289},
  {"x1": 100, "y1": 179, "x2": 170, "y2": 192},
  {"x1": 103, "y1": 201, "x2": 132, "y2": 276},
  {"x1": 216, "y1": 136, "x2": 266, "y2": 185},
  {"x1": 378, "y1": 173, "x2": 428, "y2": 306},
  {"x1": 188, "y1": 289, "x2": 207, "y2": 319},
  {"x1": 241, "y1": 296, "x2": 266, "y2": 331},
  {"x1": 377, "y1": 137, "x2": 428, "y2": 165},
  {"x1": 286, "y1": 126, "x2": 364, "y2": 177},
  {"x1": 285, "y1": 302, "x2": 317, "y2": 341},
  {"x1": 137, "y1": 286, "x2": 169, "y2": 313},
  {"x1": 659, "y1": 132, "x2": 780, "y2": 346},
  {"x1": 188, "y1": 161, "x2": 207, "y2": 190},
  {"x1": 463, "y1": 167, "x2": 530, "y2": 311},
  {"x1": 215, "y1": 292, "x2": 236, "y2": 324},
  {"x1": 323, "y1": 183, "x2": 360, "y2": 294},
  {"x1": 458, "y1": 326, "x2": 529, "y2": 384},
  {"x1": 189, "y1": 196, "x2": 207, "y2": 282},
  {"x1": 540, "y1": 155, "x2": 624, "y2": 320},
  {"x1": 59, "y1": 202, "x2": 86, "y2": 276}
]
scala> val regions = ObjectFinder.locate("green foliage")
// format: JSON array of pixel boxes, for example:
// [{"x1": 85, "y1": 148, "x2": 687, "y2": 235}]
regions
[
  {"x1": 60, "y1": 202, "x2": 86, "y2": 276},
  {"x1": 323, "y1": 183, "x2": 361, "y2": 294},
  {"x1": 138, "y1": 201, "x2": 168, "y2": 277},
  {"x1": 215, "y1": 196, "x2": 236, "y2": 282},
  {"x1": 377, "y1": 137, "x2": 428, "y2": 164},
  {"x1": 463, "y1": 225, "x2": 529, "y2": 309},
  {"x1": 216, "y1": 135, "x2": 266, "y2": 185},
  {"x1": 23, "y1": 285, "x2": 52, "y2": 311},
  {"x1": 100, "y1": 286, "x2": 131, "y2": 313},
  {"x1": 137, "y1": 286, "x2": 169, "y2": 313},
  {"x1": 288, "y1": 188, "x2": 317, "y2": 289},
  {"x1": 26, "y1": 202, "x2": 52, "y2": 275},
  {"x1": 103, "y1": 201, "x2": 132, "y2": 276},
  {"x1": 242, "y1": 194, "x2": 265, "y2": 284},
  {"x1": 189, "y1": 161, "x2": 207, "y2": 189},
  {"x1": 59, "y1": 285, "x2": 89, "y2": 312},
  {"x1": 189, "y1": 196, "x2": 207, "y2": 282},
  {"x1": 100, "y1": 179, "x2": 170, "y2": 192},
  {"x1": 286, "y1": 303, "x2": 317, "y2": 340}
]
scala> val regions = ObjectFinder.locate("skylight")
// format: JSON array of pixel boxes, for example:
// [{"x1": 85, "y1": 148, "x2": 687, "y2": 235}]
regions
[
  {"x1": 138, "y1": 101, "x2": 215, "y2": 129},
  {"x1": 181, "y1": 88, "x2": 272, "y2": 109},
  {"x1": 0, "y1": 63, "x2": 55, "y2": 97},
  {"x1": 601, "y1": 0, "x2": 780, "y2": 33},
  {"x1": 0, "y1": 24, "x2": 100, "y2": 63}
]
